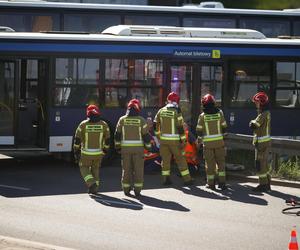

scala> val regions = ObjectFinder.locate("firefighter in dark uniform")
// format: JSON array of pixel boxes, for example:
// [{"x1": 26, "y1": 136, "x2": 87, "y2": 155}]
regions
[
  {"x1": 196, "y1": 94, "x2": 227, "y2": 190},
  {"x1": 154, "y1": 92, "x2": 193, "y2": 186},
  {"x1": 115, "y1": 99, "x2": 151, "y2": 197},
  {"x1": 73, "y1": 105, "x2": 110, "y2": 194},
  {"x1": 249, "y1": 92, "x2": 271, "y2": 192}
]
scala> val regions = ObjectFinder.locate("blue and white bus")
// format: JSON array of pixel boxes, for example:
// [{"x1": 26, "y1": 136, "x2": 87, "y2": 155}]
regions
[
  {"x1": 0, "y1": 25, "x2": 299, "y2": 153},
  {"x1": 0, "y1": 0, "x2": 299, "y2": 38}
]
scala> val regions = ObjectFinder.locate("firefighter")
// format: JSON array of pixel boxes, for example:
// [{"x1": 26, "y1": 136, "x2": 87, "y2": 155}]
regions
[
  {"x1": 73, "y1": 104, "x2": 110, "y2": 195},
  {"x1": 249, "y1": 92, "x2": 271, "y2": 192},
  {"x1": 154, "y1": 92, "x2": 193, "y2": 186},
  {"x1": 115, "y1": 99, "x2": 151, "y2": 197},
  {"x1": 196, "y1": 94, "x2": 227, "y2": 190}
]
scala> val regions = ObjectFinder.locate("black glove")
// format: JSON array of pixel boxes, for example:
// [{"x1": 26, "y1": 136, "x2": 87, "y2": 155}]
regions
[
  {"x1": 73, "y1": 150, "x2": 80, "y2": 164},
  {"x1": 115, "y1": 147, "x2": 121, "y2": 154}
]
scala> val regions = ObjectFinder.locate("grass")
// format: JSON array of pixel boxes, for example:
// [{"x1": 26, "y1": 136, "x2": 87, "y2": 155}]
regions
[{"x1": 274, "y1": 156, "x2": 300, "y2": 181}]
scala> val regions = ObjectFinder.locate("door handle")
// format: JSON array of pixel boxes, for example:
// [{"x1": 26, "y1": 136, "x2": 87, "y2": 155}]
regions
[{"x1": 18, "y1": 103, "x2": 27, "y2": 111}]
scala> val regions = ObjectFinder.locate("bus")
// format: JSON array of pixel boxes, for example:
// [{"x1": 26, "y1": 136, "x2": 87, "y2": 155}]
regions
[
  {"x1": 0, "y1": 25, "x2": 300, "y2": 153},
  {"x1": 0, "y1": 0, "x2": 299, "y2": 38}
]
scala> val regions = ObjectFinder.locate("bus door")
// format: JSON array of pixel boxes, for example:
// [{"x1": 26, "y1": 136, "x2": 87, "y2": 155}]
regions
[
  {"x1": 168, "y1": 63, "x2": 199, "y2": 127},
  {"x1": 168, "y1": 63, "x2": 223, "y2": 128},
  {"x1": 16, "y1": 59, "x2": 48, "y2": 148},
  {"x1": 0, "y1": 61, "x2": 15, "y2": 146}
]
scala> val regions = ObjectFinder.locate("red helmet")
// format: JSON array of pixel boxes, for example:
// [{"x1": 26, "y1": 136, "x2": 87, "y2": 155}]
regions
[
  {"x1": 252, "y1": 92, "x2": 269, "y2": 106},
  {"x1": 167, "y1": 92, "x2": 180, "y2": 104},
  {"x1": 86, "y1": 104, "x2": 100, "y2": 117},
  {"x1": 201, "y1": 94, "x2": 216, "y2": 105},
  {"x1": 127, "y1": 98, "x2": 141, "y2": 112}
]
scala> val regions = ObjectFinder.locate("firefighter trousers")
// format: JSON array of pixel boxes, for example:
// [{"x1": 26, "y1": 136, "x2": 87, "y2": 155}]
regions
[
  {"x1": 160, "y1": 143, "x2": 191, "y2": 183},
  {"x1": 121, "y1": 150, "x2": 144, "y2": 194},
  {"x1": 79, "y1": 154, "x2": 103, "y2": 190},
  {"x1": 203, "y1": 146, "x2": 226, "y2": 185},
  {"x1": 255, "y1": 144, "x2": 271, "y2": 185}
]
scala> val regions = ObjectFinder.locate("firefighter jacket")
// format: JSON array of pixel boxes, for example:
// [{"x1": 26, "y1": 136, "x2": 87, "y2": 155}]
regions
[
  {"x1": 115, "y1": 115, "x2": 151, "y2": 153},
  {"x1": 250, "y1": 110, "x2": 271, "y2": 146},
  {"x1": 196, "y1": 109, "x2": 227, "y2": 149},
  {"x1": 154, "y1": 105, "x2": 186, "y2": 145},
  {"x1": 74, "y1": 119, "x2": 110, "y2": 156}
]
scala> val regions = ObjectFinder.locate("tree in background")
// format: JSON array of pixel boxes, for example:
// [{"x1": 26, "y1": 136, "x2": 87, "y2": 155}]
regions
[{"x1": 149, "y1": 0, "x2": 300, "y2": 8}]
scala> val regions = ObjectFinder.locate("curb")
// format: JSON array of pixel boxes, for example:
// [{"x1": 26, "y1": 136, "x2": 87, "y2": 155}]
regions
[
  {"x1": 228, "y1": 172, "x2": 300, "y2": 189},
  {"x1": 0, "y1": 235, "x2": 75, "y2": 250}
]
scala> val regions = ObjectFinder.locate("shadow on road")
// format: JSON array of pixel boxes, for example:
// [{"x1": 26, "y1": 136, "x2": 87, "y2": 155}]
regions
[
  {"x1": 90, "y1": 193, "x2": 143, "y2": 210},
  {"x1": 0, "y1": 157, "x2": 298, "y2": 207},
  {"x1": 90, "y1": 193, "x2": 190, "y2": 212},
  {"x1": 138, "y1": 194, "x2": 190, "y2": 212},
  {"x1": 174, "y1": 182, "x2": 269, "y2": 205},
  {"x1": 243, "y1": 184, "x2": 300, "y2": 204},
  {"x1": 220, "y1": 184, "x2": 268, "y2": 206},
  {"x1": 176, "y1": 185, "x2": 229, "y2": 201}
]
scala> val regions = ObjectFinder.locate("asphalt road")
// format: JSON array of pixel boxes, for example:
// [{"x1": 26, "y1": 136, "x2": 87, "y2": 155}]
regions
[{"x1": 0, "y1": 156, "x2": 299, "y2": 250}]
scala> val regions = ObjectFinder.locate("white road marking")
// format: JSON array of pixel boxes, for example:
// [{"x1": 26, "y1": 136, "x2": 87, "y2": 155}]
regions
[{"x1": 0, "y1": 184, "x2": 31, "y2": 191}]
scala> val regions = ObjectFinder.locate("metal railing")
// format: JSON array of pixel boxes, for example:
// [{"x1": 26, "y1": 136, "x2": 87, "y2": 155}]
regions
[{"x1": 226, "y1": 133, "x2": 300, "y2": 169}]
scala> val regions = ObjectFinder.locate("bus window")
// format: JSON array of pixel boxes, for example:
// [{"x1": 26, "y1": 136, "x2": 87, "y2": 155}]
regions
[
  {"x1": 0, "y1": 13, "x2": 59, "y2": 32},
  {"x1": 293, "y1": 21, "x2": 300, "y2": 36},
  {"x1": 170, "y1": 65, "x2": 192, "y2": 125},
  {"x1": 64, "y1": 14, "x2": 121, "y2": 33},
  {"x1": 200, "y1": 65, "x2": 223, "y2": 106},
  {"x1": 105, "y1": 59, "x2": 128, "y2": 85},
  {"x1": 104, "y1": 59, "x2": 163, "y2": 108},
  {"x1": 275, "y1": 62, "x2": 300, "y2": 108},
  {"x1": 183, "y1": 17, "x2": 236, "y2": 28},
  {"x1": 0, "y1": 62, "x2": 14, "y2": 144},
  {"x1": 229, "y1": 61, "x2": 271, "y2": 107},
  {"x1": 240, "y1": 18, "x2": 290, "y2": 37},
  {"x1": 54, "y1": 58, "x2": 100, "y2": 107},
  {"x1": 125, "y1": 15, "x2": 179, "y2": 26}
]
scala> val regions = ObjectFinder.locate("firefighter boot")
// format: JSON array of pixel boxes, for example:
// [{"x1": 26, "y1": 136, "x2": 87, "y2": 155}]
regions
[
  {"x1": 88, "y1": 183, "x2": 98, "y2": 195},
  {"x1": 218, "y1": 183, "x2": 227, "y2": 191},
  {"x1": 134, "y1": 190, "x2": 141, "y2": 198},
  {"x1": 163, "y1": 176, "x2": 173, "y2": 186},
  {"x1": 205, "y1": 183, "x2": 216, "y2": 190},
  {"x1": 183, "y1": 179, "x2": 194, "y2": 186}
]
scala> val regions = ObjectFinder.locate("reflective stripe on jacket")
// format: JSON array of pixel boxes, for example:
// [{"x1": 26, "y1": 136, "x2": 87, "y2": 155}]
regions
[
  {"x1": 196, "y1": 110, "x2": 227, "y2": 148},
  {"x1": 154, "y1": 106, "x2": 185, "y2": 145},
  {"x1": 74, "y1": 119, "x2": 110, "y2": 155},
  {"x1": 115, "y1": 115, "x2": 149, "y2": 151},
  {"x1": 251, "y1": 110, "x2": 271, "y2": 145}
]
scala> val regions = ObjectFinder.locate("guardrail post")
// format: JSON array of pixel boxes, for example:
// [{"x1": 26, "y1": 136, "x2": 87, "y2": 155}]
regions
[{"x1": 271, "y1": 152, "x2": 279, "y2": 172}]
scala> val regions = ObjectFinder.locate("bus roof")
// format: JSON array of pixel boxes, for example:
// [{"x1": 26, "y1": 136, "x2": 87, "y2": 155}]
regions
[
  {"x1": 0, "y1": 27, "x2": 300, "y2": 46},
  {"x1": 102, "y1": 25, "x2": 266, "y2": 39},
  {"x1": 0, "y1": 0, "x2": 299, "y2": 16}
]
